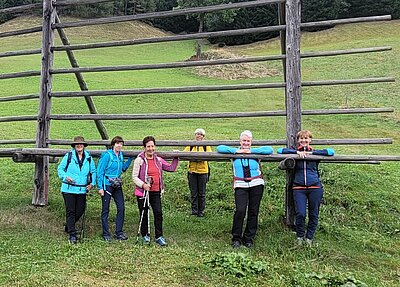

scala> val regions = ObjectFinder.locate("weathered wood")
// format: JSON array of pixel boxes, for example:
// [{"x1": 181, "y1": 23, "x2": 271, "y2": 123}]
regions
[
  {"x1": 0, "y1": 49, "x2": 42, "y2": 58},
  {"x1": 12, "y1": 152, "x2": 58, "y2": 163},
  {"x1": 50, "y1": 55, "x2": 285, "y2": 74},
  {"x1": 3, "y1": 148, "x2": 400, "y2": 162},
  {"x1": 54, "y1": 0, "x2": 284, "y2": 29},
  {"x1": 1, "y1": 46, "x2": 391, "y2": 75},
  {"x1": 0, "y1": 108, "x2": 393, "y2": 123},
  {"x1": 50, "y1": 77, "x2": 394, "y2": 98},
  {"x1": 55, "y1": 13, "x2": 108, "y2": 141},
  {"x1": 52, "y1": 16, "x2": 391, "y2": 52},
  {"x1": 0, "y1": 0, "x2": 114, "y2": 14},
  {"x1": 302, "y1": 46, "x2": 391, "y2": 58},
  {"x1": 0, "y1": 116, "x2": 37, "y2": 123},
  {"x1": 302, "y1": 77, "x2": 395, "y2": 86},
  {"x1": 33, "y1": 0, "x2": 55, "y2": 207},
  {"x1": 46, "y1": 138, "x2": 392, "y2": 147},
  {"x1": 48, "y1": 46, "x2": 391, "y2": 75},
  {"x1": 53, "y1": 26, "x2": 287, "y2": 51},
  {"x1": 301, "y1": 15, "x2": 391, "y2": 29},
  {"x1": 56, "y1": 0, "x2": 115, "y2": 6},
  {"x1": 0, "y1": 71, "x2": 41, "y2": 80},
  {"x1": 48, "y1": 108, "x2": 393, "y2": 121},
  {"x1": 285, "y1": 0, "x2": 302, "y2": 227},
  {"x1": 0, "y1": 139, "x2": 36, "y2": 145},
  {"x1": 278, "y1": 2, "x2": 287, "y2": 79},
  {"x1": 0, "y1": 94, "x2": 39, "y2": 102},
  {"x1": 0, "y1": 27, "x2": 42, "y2": 38}
]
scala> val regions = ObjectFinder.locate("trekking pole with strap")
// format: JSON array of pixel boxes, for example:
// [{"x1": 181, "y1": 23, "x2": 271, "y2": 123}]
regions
[
  {"x1": 80, "y1": 194, "x2": 87, "y2": 241},
  {"x1": 137, "y1": 176, "x2": 151, "y2": 240},
  {"x1": 137, "y1": 190, "x2": 150, "y2": 239}
]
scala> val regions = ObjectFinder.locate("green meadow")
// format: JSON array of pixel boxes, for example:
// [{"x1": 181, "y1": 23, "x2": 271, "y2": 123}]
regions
[{"x1": 0, "y1": 16, "x2": 399, "y2": 286}]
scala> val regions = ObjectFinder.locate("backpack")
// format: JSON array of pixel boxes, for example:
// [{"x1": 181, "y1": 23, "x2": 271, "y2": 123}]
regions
[
  {"x1": 64, "y1": 151, "x2": 93, "y2": 185},
  {"x1": 65, "y1": 151, "x2": 92, "y2": 172}
]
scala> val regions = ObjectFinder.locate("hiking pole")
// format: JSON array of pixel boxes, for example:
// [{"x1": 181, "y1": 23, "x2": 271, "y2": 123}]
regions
[
  {"x1": 137, "y1": 189, "x2": 150, "y2": 240},
  {"x1": 80, "y1": 193, "x2": 87, "y2": 241}
]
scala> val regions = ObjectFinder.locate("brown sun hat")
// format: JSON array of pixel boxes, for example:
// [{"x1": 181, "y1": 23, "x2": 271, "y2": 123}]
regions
[{"x1": 71, "y1": 136, "x2": 88, "y2": 147}]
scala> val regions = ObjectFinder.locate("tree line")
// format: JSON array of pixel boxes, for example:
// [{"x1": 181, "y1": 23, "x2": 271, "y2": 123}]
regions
[{"x1": 1, "y1": 0, "x2": 399, "y2": 45}]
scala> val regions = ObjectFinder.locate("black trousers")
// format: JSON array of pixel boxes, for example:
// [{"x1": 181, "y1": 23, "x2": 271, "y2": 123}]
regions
[
  {"x1": 137, "y1": 191, "x2": 163, "y2": 238},
  {"x1": 188, "y1": 172, "x2": 208, "y2": 215},
  {"x1": 62, "y1": 192, "x2": 86, "y2": 236},
  {"x1": 232, "y1": 184, "x2": 264, "y2": 244}
]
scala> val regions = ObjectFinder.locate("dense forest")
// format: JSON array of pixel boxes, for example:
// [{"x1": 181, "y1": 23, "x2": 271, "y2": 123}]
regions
[{"x1": 1, "y1": 0, "x2": 399, "y2": 44}]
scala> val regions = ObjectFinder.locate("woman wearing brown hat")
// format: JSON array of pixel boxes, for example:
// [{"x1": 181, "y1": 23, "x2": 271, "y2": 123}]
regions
[{"x1": 57, "y1": 136, "x2": 97, "y2": 244}]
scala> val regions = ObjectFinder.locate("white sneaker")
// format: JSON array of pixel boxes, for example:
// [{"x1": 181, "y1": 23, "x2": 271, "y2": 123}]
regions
[{"x1": 305, "y1": 238, "x2": 313, "y2": 247}]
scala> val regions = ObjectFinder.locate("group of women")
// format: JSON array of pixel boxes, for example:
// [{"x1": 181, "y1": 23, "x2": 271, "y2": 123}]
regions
[{"x1": 58, "y1": 129, "x2": 334, "y2": 248}]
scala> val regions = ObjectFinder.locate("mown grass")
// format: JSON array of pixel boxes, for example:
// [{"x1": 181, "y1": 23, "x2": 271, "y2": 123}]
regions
[{"x1": 0, "y1": 17, "x2": 399, "y2": 287}]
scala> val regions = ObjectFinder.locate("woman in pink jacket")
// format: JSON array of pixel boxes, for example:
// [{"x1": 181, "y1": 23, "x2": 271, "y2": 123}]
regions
[{"x1": 132, "y1": 136, "x2": 179, "y2": 246}]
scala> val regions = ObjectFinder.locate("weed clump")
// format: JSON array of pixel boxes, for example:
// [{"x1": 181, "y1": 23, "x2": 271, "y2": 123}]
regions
[{"x1": 205, "y1": 253, "x2": 268, "y2": 278}]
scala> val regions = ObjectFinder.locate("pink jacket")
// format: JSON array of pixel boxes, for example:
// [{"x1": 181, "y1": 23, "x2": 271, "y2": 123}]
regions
[{"x1": 132, "y1": 151, "x2": 179, "y2": 197}]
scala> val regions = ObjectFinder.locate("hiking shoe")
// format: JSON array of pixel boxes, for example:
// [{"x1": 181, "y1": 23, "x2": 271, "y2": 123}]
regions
[
  {"x1": 103, "y1": 235, "x2": 112, "y2": 242},
  {"x1": 142, "y1": 235, "x2": 151, "y2": 244},
  {"x1": 198, "y1": 212, "x2": 205, "y2": 217},
  {"x1": 155, "y1": 236, "x2": 167, "y2": 246},
  {"x1": 115, "y1": 233, "x2": 128, "y2": 241},
  {"x1": 243, "y1": 241, "x2": 253, "y2": 248},
  {"x1": 296, "y1": 237, "x2": 304, "y2": 246},
  {"x1": 305, "y1": 238, "x2": 313, "y2": 247},
  {"x1": 69, "y1": 234, "x2": 77, "y2": 244},
  {"x1": 232, "y1": 240, "x2": 241, "y2": 249}
]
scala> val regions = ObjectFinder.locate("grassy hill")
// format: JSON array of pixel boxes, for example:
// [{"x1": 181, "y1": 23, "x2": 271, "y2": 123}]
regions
[{"x1": 0, "y1": 17, "x2": 399, "y2": 286}]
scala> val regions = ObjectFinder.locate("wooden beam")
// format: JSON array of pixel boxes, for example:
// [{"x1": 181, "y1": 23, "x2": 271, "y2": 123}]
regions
[
  {"x1": 54, "y1": 13, "x2": 108, "y2": 141},
  {"x1": 47, "y1": 46, "x2": 390, "y2": 75},
  {"x1": 0, "y1": 49, "x2": 42, "y2": 58},
  {"x1": 33, "y1": 0, "x2": 55, "y2": 207},
  {"x1": 2, "y1": 148, "x2": 400, "y2": 162},
  {"x1": 285, "y1": 0, "x2": 302, "y2": 227},
  {"x1": 51, "y1": 16, "x2": 391, "y2": 52},
  {"x1": 0, "y1": 94, "x2": 39, "y2": 102},
  {"x1": 47, "y1": 108, "x2": 394, "y2": 121},
  {"x1": 46, "y1": 138, "x2": 392, "y2": 147},
  {"x1": 50, "y1": 77, "x2": 394, "y2": 98},
  {"x1": 54, "y1": 0, "x2": 284, "y2": 29},
  {"x1": 0, "y1": 108, "x2": 393, "y2": 123}
]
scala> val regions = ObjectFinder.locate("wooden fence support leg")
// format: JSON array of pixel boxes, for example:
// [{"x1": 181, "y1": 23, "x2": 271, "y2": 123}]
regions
[
  {"x1": 33, "y1": 0, "x2": 55, "y2": 206},
  {"x1": 54, "y1": 13, "x2": 109, "y2": 142},
  {"x1": 284, "y1": 0, "x2": 302, "y2": 227}
]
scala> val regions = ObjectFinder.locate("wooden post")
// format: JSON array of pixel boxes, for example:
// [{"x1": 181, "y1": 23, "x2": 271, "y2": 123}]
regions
[
  {"x1": 33, "y1": 0, "x2": 56, "y2": 206},
  {"x1": 284, "y1": 0, "x2": 302, "y2": 226},
  {"x1": 54, "y1": 13, "x2": 109, "y2": 141}
]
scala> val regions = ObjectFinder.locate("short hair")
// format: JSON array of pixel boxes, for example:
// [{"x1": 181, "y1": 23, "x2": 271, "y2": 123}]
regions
[
  {"x1": 297, "y1": 130, "x2": 313, "y2": 140},
  {"x1": 143, "y1": 136, "x2": 156, "y2": 147},
  {"x1": 194, "y1": 128, "x2": 205, "y2": 136},
  {"x1": 240, "y1": 130, "x2": 253, "y2": 140},
  {"x1": 111, "y1": 136, "x2": 124, "y2": 146}
]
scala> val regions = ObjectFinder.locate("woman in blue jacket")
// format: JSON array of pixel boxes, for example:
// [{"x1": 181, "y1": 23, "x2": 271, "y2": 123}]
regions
[
  {"x1": 97, "y1": 136, "x2": 133, "y2": 242},
  {"x1": 58, "y1": 136, "x2": 96, "y2": 244},
  {"x1": 217, "y1": 130, "x2": 273, "y2": 248},
  {"x1": 277, "y1": 130, "x2": 334, "y2": 246}
]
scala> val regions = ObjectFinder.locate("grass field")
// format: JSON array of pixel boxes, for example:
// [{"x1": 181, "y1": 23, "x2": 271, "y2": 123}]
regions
[{"x1": 0, "y1": 16, "x2": 399, "y2": 287}]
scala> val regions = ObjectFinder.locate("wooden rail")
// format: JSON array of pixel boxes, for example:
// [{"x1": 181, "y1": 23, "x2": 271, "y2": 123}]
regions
[
  {"x1": 51, "y1": 16, "x2": 391, "y2": 52},
  {"x1": 49, "y1": 77, "x2": 395, "y2": 98},
  {"x1": 1, "y1": 148, "x2": 400, "y2": 162},
  {"x1": 0, "y1": 138, "x2": 393, "y2": 146}
]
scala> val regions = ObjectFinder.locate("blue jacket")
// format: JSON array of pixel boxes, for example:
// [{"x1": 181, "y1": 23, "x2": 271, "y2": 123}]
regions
[
  {"x1": 97, "y1": 149, "x2": 133, "y2": 190},
  {"x1": 217, "y1": 145, "x2": 273, "y2": 188},
  {"x1": 57, "y1": 149, "x2": 97, "y2": 194},
  {"x1": 277, "y1": 147, "x2": 334, "y2": 187}
]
